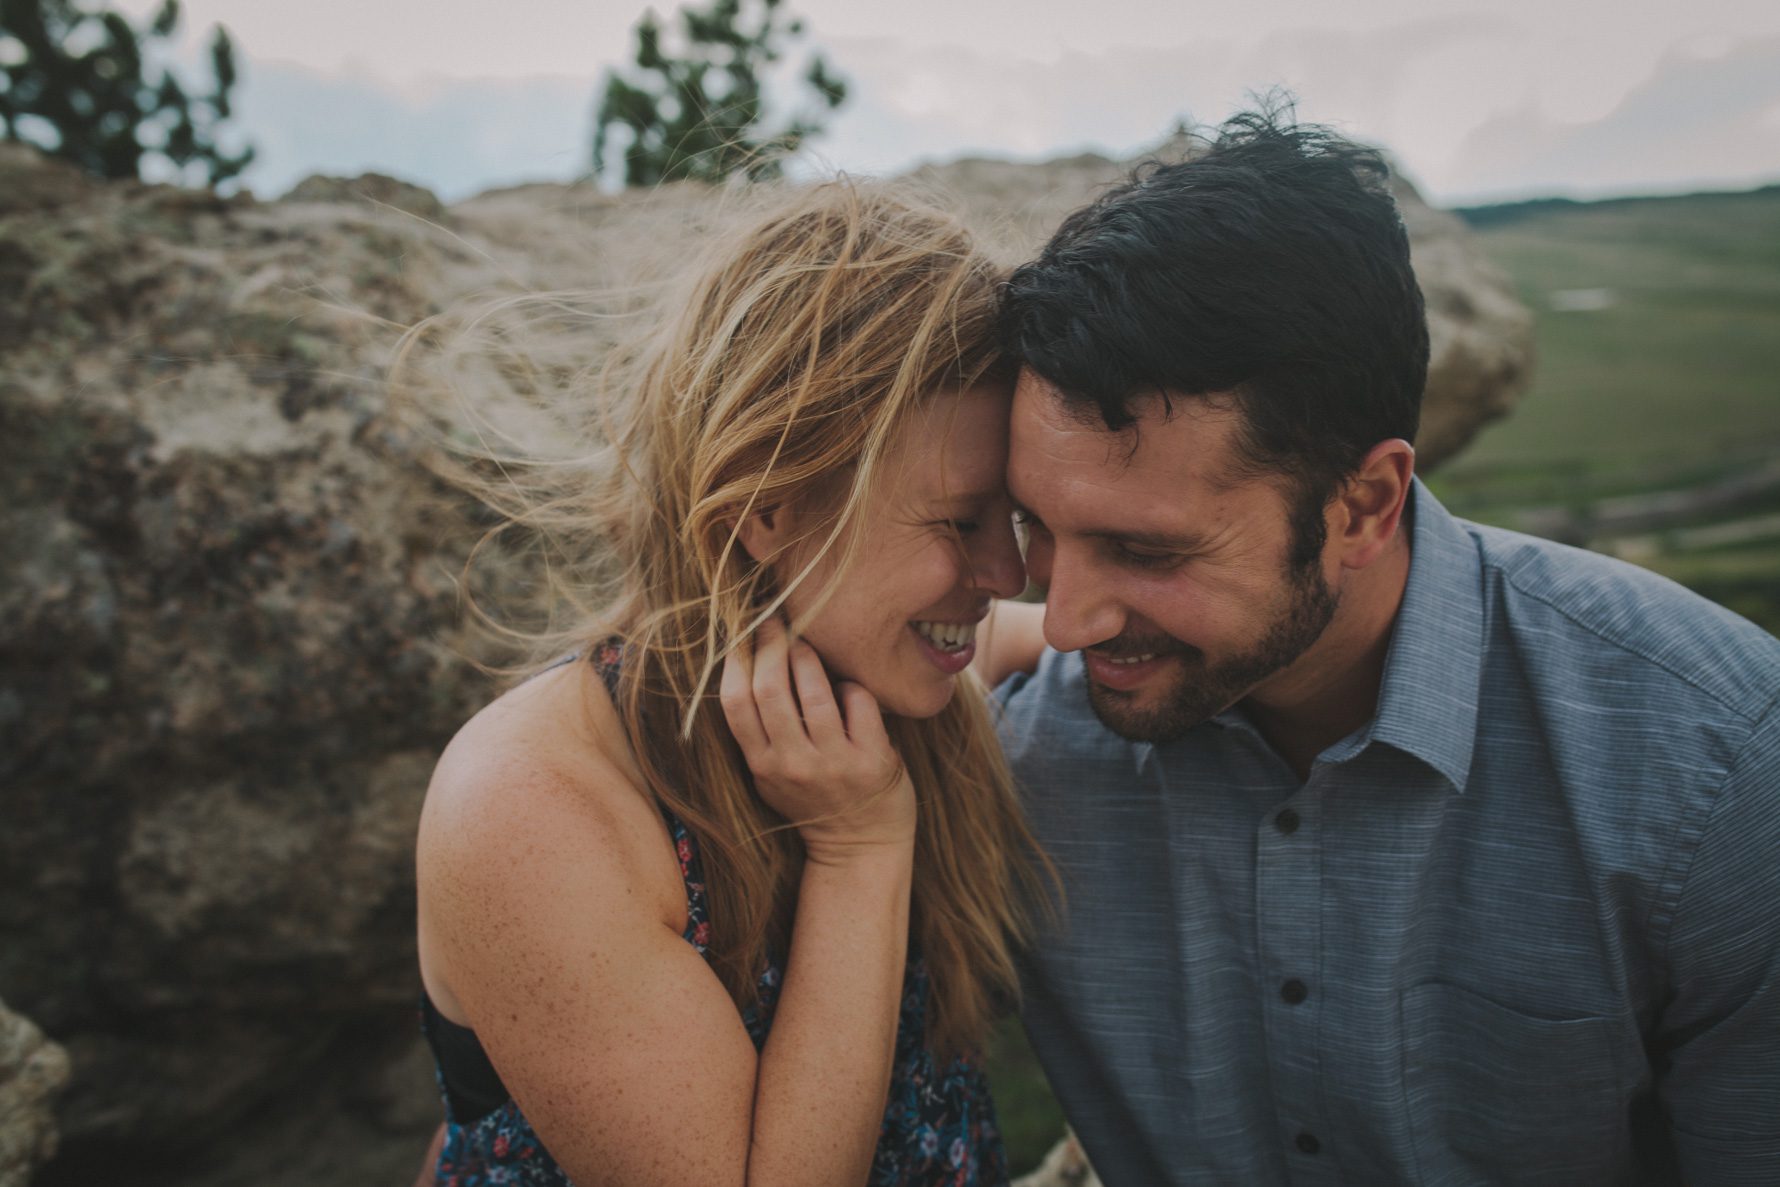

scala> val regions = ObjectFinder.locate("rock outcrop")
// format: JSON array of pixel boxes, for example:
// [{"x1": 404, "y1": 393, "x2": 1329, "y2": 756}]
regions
[
  {"x1": 1013, "y1": 1128, "x2": 1103, "y2": 1187},
  {"x1": 0, "y1": 143, "x2": 508, "y2": 1183},
  {"x1": 0, "y1": 137, "x2": 1530, "y2": 1183},
  {"x1": 0, "y1": 998, "x2": 70, "y2": 1187}
]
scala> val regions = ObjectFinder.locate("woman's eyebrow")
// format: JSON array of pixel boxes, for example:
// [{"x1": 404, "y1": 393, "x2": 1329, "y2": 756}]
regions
[{"x1": 928, "y1": 486, "x2": 1003, "y2": 508}]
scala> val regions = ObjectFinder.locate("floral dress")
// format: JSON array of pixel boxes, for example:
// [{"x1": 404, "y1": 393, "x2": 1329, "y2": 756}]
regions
[{"x1": 420, "y1": 643, "x2": 1008, "y2": 1186}]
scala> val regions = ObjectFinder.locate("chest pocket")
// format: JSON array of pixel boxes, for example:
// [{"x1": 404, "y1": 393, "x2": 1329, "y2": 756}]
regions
[{"x1": 1400, "y1": 981, "x2": 1634, "y2": 1185}]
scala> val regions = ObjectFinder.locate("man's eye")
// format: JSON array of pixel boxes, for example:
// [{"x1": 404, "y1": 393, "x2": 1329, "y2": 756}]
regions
[
  {"x1": 1012, "y1": 509, "x2": 1044, "y2": 531},
  {"x1": 947, "y1": 519, "x2": 980, "y2": 534},
  {"x1": 1117, "y1": 545, "x2": 1179, "y2": 570}
]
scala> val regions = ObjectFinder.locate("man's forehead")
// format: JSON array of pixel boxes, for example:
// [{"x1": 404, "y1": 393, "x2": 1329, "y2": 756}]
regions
[{"x1": 1010, "y1": 376, "x2": 1247, "y2": 488}]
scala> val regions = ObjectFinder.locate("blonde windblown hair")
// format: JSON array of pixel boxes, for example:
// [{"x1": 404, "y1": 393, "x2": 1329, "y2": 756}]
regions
[{"x1": 399, "y1": 178, "x2": 1052, "y2": 1061}]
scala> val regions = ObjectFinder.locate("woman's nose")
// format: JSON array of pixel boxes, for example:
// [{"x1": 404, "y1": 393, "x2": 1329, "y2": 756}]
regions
[{"x1": 968, "y1": 512, "x2": 1027, "y2": 599}]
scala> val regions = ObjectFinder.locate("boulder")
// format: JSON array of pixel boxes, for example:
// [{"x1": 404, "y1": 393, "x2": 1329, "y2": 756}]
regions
[
  {"x1": 0, "y1": 140, "x2": 1530, "y2": 1183},
  {"x1": 0, "y1": 153, "x2": 502, "y2": 1181},
  {"x1": 1013, "y1": 1129, "x2": 1103, "y2": 1187},
  {"x1": 1388, "y1": 173, "x2": 1534, "y2": 465},
  {"x1": 0, "y1": 998, "x2": 70, "y2": 1187},
  {"x1": 280, "y1": 171, "x2": 451, "y2": 224}
]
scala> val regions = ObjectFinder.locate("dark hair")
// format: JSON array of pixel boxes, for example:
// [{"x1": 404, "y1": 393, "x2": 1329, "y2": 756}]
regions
[{"x1": 999, "y1": 106, "x2": 1429, "y2": 567}]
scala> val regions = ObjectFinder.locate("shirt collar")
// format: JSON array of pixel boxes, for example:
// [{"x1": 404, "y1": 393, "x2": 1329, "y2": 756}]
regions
[{"x1": 1363, "y1": 477, "x2": 1485, "y2": 792}]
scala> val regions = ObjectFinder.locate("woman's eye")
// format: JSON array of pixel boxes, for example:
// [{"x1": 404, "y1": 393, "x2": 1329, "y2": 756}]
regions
[{"x1": 947, "y1": 519, "x2": 980, "y2": 534}]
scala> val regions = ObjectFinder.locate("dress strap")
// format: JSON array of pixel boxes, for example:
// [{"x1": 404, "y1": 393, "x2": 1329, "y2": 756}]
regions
[{"x1": 587, "y1": 637, "x2": 626, "y2": 700}]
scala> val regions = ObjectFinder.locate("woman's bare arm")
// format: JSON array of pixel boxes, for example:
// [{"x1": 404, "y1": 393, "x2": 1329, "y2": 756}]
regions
[
  {"x1": 972, "y1": 599, "x2": 1048, "y2": 688},
  {"x1": 719, "y1": 618, "x2": 916, "y2": 1181},
  {"x1": 412, "y1": 1124, "x2": 445, "y2": 1186},
  {"x1": 422, "y1": 751, "x2": 760, "y2": 1185},
  {"x1": 418, "y1": 621, "x2": 914, "y2": 1187}
]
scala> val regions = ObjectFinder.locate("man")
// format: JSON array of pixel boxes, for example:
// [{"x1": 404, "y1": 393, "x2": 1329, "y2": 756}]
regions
[{"x1": 992, "y1": 111, "x2": 1780, "y2": 1184}]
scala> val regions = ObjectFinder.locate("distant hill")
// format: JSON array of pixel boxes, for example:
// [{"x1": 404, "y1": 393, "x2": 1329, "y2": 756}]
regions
[{"x1": 1453, "y1": 182, "x2": 1780, "y2": 229}]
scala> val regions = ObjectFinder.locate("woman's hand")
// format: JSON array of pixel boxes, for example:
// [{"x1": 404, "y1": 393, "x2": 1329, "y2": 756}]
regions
[
  {"x1": 720, "y1": 617, "x2": 917, "y2": 862},
  {"x1": 719, "y1": 617, "x2": 915, "y2": 1183}
]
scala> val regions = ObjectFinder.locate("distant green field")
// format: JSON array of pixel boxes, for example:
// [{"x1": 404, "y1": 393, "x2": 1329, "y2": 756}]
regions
[
  {"x1": 987, "y1": 185, "x2": 1780, "y2": 1176},
  {"x1": 1431, "y1": 186, "x2": 1780, "y2": 633},
  {"x1": 1445, "y1": 188, "x2": 1780, "y2": 480}
]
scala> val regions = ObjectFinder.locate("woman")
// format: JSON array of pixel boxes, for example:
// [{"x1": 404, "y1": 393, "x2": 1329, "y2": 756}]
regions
[{"x1": 411, "y1": 181, "x2": 1053, "y2": 1186}]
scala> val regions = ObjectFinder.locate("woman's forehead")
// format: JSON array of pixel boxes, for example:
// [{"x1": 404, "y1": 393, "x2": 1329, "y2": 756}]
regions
[{"x1": 890, "y1": 386, "x2": 1011, "y2": 489}]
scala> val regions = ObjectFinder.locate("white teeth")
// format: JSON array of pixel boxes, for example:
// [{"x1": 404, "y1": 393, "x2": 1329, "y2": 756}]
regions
[
  {"x1": 914, "y1": 620, "x2": 977, "y2": 652},
  {"x1": 1105, "y1": 654, "x2": 1156, "y2": 665}
]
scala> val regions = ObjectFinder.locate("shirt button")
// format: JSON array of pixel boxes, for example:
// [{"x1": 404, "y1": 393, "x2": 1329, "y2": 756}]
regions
[
  {"x1": 1274, "y1": 808, "x2": 1300, "y2": 834},
  {"x1": 1280, "y1": 979, "x2": 1309, "y2": 1005},
  {"x1": 1296, "y1": 1132, "x2": 1321, "y2": 1154}
]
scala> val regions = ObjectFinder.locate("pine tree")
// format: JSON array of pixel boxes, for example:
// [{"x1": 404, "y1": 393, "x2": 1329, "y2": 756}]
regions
[
  {"x1": 0, "y1": 0, "x2": 254, "y2": 187},
  {"x1": 592, "y1": 0, "x2": 847, "y2": 188}
]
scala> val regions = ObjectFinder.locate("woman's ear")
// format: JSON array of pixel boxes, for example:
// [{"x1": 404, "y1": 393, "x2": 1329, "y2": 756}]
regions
[{"x1": 735, "y1": 506, "x2": 789, "y2": 566}]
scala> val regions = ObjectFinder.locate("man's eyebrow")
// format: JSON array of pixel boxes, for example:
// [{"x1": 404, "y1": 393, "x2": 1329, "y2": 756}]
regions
[
  {"x1": 1089, "y1": 527, "x2": 1209, "y2": 551},
  {"x1": 1013, "y1": 504, "x2": 1208, "y2": 551}
]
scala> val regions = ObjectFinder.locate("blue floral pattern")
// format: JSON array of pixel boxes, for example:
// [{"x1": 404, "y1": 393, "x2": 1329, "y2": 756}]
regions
[{"x1": 423, "y1": 642, "x2": 1007, "y2": 1186}]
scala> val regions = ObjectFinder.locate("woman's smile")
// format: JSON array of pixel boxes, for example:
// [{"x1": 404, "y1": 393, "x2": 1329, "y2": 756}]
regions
[{"x1": 910, "y1": 613, "x2": 988, "y2": 674}]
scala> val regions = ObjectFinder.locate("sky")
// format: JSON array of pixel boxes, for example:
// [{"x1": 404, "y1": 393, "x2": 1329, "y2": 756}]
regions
[{"x1": 111, "y1": 0, "x2": 1780, "y2": 206}]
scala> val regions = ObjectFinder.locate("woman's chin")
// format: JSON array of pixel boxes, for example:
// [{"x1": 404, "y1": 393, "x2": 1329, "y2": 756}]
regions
[{"x1": 874, "y1": 675, "x2": 958, "y2": 721}]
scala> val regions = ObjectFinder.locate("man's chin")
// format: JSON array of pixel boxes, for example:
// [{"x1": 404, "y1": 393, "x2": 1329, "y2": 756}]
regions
[
  {"x1": 1086, "y1": 697, "x2": 1177, "y2": 744},
  {"x1": 1085, "y1": 668, "x2": 1229, "y2": 744}
]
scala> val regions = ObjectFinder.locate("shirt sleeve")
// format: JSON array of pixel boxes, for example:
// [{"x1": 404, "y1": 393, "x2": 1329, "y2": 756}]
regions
[{"x1": 1659, "y1": 701, "x2": 1780, "y2": 1185}]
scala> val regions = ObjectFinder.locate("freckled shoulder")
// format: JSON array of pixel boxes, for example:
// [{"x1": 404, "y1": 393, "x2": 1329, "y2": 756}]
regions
[{"x1": 416, "y1": 660, "x2": 689, "y2": 1018}]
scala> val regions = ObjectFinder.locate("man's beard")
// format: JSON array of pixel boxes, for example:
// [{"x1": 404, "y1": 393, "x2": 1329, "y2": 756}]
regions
[{"x1": 1083, "y1": 562, "x2": 1339, "y2": 744}]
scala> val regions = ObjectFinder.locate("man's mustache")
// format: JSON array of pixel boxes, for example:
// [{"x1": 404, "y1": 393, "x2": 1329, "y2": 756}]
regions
[{"x1": 1085, "y1": 633, "x2": 1200, "y2": 663}]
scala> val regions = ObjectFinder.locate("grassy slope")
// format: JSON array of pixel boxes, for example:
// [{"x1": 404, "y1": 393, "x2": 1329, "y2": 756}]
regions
[
  {"x1": 1439, "y1": 188, "x2": 1780, "y2": 489},
  {"x1": 1432, "y1": 186, "x2": 1780, "y2": 631}
]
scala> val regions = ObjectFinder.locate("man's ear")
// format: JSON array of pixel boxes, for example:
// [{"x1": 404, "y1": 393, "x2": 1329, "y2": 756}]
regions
[
  {"x1": 735, "y1": 506, "x2": 790, "y2": 566},
  {"x1": 1330, "y1": 439, "x2": 1415, "y2": 571}
]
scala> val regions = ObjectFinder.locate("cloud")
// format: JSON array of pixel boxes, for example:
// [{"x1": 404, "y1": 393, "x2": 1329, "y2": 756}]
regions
[
  {"x1": 1441, "y1": 35, "x2": 1780, "y2": 200},
  {"x1": 214, "y1": 24, "x2": 1780, "y2": 206},
  {"x1": 232, "y1": 61, "x2": 596, "y2": 199},
  {"x1": 808, "y1": 24, "x2": 1780, "y2": 202}
]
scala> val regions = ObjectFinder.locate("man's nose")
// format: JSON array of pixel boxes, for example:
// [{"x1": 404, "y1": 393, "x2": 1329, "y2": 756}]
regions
[{"x1": 1029, "y1": 537, "x2": 1122, "y2": 653}]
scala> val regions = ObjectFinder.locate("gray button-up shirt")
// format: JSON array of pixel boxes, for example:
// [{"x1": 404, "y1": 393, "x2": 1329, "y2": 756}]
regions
[{"x1": 995, "y1": 481, "x2": 1780, "y2": 1185}]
